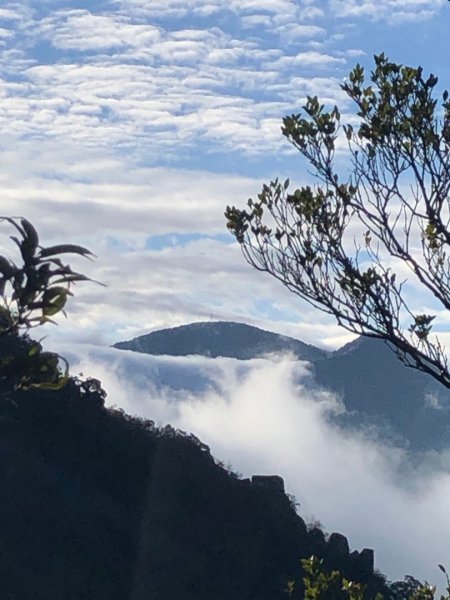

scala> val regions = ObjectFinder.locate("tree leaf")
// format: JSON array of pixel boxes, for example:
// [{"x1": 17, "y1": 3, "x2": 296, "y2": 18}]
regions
[
  {"x1": 21, "y1": 218, "x2": 39, "y2": 256},
  {"x1": 39, "y1": 244, "x2": 95, "y2": 259}
]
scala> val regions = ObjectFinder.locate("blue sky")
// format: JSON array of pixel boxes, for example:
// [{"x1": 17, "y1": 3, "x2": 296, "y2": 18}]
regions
[{"x1": 1, "y1": 0, "x2": 450, "y2": 348}]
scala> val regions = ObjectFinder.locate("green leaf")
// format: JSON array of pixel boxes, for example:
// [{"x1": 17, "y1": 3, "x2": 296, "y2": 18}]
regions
[
  {"x1": 39, "y1": 244, "x2": 95, "y2": 259},
  {"x1": 50, "y1": 274, "x2": 91, "y2": 285},
  {"x1": 42, "y1": 287, "x2": 71, "y2": 316},
  {"x1": 27, "y1": 344, "x2": 41, "y2": 357},
  {"x1": 0, "y1": 256, "x2": 16, "y2": 278},
  {"x1": 21, "y1": 218, "x2": 39, "y2": 255}
]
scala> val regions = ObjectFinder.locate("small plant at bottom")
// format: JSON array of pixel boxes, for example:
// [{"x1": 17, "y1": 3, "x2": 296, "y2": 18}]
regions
[{"x1": 285, "y1": 557, "x2": 450, "y2": 600}]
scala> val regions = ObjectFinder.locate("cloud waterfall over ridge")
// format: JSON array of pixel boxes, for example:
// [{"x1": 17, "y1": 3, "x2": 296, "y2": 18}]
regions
[{"x1": 53, "y1": 343, "x2": 450, "y2": 589}]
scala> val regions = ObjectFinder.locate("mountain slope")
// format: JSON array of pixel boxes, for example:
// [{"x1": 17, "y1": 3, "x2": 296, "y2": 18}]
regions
[
  {"x1": 313, "y1": 336, "x2": 450, "y2": 450},
  {"x1": 0, "y1": 334, "x2": 387, "y2": 599},
  {"x1": 113, "y1": 321, "x2": 328, "y2": 362},
  {"x1": 113, "y1": 322, "x2": 450, "y2": 451}
]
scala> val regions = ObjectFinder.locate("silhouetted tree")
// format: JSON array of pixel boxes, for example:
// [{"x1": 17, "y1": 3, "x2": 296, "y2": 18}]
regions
[{"x1": 226, "y1": 54, "x2": 450, "y2": 390}]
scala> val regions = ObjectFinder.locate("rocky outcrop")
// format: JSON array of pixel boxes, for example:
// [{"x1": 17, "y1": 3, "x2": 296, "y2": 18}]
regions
[
  {"x1": 251, "y1": 475, "x2": 285, "y2": 494},
  {"x1": 248, "y1": 475, "x2": 381, "y2": 597}
]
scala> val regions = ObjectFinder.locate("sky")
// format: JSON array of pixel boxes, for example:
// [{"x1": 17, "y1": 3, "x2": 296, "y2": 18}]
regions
[{"x1": 1, "y1": 0, "x2": 450, "y2": 350}]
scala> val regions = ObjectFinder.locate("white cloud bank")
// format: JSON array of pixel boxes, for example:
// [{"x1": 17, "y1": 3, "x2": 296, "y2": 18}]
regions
[{"x1": 53, "y1": 342, "x2": 450, "y2": 590}]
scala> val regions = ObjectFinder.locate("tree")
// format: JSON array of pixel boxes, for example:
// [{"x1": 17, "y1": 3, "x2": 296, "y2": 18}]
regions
[
  {"x1": 226, "y1": 54, "x2": 450, "y2": 389},
  {"x1": 0, "y1": 216, "x2": 99, "y2": 391}
]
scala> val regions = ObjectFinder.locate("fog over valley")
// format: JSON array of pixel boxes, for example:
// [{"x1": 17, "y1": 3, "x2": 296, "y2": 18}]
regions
[{"x1": 50, "y1": 339, "x2": 450, "y2": 590}]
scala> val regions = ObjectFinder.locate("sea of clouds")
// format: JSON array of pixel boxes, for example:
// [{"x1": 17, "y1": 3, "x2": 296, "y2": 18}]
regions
[{"x1": 49, "y1": 341, "x2": 450, "y2": 590}]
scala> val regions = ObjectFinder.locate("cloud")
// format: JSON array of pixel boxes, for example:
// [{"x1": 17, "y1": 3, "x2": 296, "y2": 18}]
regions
[
  {"x1": 115, "y1": 0, "x2": 445, "y2": 27},
  {"x1": 240, "y1": 14, "x2": 273, "y2": 28},
  {"x1": 114, "y1": 0, "x2": 217, "y2": 20},
  {"x1": 38, "y1": 10, "x2": 161, "y2": 51},
  {"x1": 41, "y1": 233, "x2": 345, "y2": 348},
  {"x1": 276, "y1": 23, "x2": 327, "y2": 40},
  {"x1": 0, "y1": 136, "x2": 352, "y2": 349},
  {"x1": 10, "y1": 38, "x2": 328, "y2": 156},
  {"x1": 1, "y1": 0, "x2": 447, "y2": 162},
  {"x1": 0, "y1": 3, "x2": 346, "y2": 157},
  {"x1": 329, "y1": 0, "x2": 446, "y2": 23},
  {"x1": 270, "y1": 50, "x2": 346, "y2": 70},
  {"x1": 5, "y1": 134, "x2": 448, "y2": 354},
  {"x1": 51, "y1": 343, "x2": 450, "y2": 591},
  {"x1": 114, "y1": 0, "x2": 306, "y2": 23},
  {"x1": 0, "y1": 8, "x2": 22, "y2": 21}
]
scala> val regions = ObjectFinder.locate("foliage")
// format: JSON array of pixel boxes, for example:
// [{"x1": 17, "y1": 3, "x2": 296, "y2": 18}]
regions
[
  {"x1": 0, "y1": 216, "x2": 95, "y2": 333},
  {"x1": 287, "y1": 492, "x2": 301, "y2": 512},
  {"x1": 285, "y1": 555, "x2": 382, "y2": 600},
  {"x1": 286, "y1": 557, "x2": 450, "y2": 600},
  {"x1": 225, "y1": 54, "x2": 450, "y2": 389},
  {"x1": 0, "y1": 216, "x2": 98, "y2": 390},
  {"x1": 384, "y1": 563, "x2": 450, "y2": 600}
]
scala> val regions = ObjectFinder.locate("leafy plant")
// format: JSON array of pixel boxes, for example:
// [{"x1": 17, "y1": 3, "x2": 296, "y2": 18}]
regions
[
  {"x1": 388, "y1": 564, "x2": 450, "y2": 600},
  {"x1": 286, "y1": 557, "x2": 450, "y2": 600},
  {"x1": 0, "y1": 216, "x2": 97, "y2": 333},
  {"x1": 0, "y1": 216, "x2": 100, "y2": 390},
  {"x1": 285, "y1": 555, "x2": 379, "y2": 600}
]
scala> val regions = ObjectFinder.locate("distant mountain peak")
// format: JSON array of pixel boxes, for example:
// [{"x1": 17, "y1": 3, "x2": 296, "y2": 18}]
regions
[
  {"x1": 113, "y1": 320, "x2": 328, "y2": 362},
  {"x1": 113, "y1": 321, "x2": 450, "y2": 451}
]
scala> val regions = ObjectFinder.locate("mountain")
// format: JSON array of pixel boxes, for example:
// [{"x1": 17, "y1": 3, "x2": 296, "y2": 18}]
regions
[
  {"x1": 313, "y1": 336, "x2": 450, "y2": 450},
  {"x1": 113, "y1": 322, "x2": 450, "y2": 451},
  {"x1": 0, "y1": 333, "x2": 388, "y2": 600},
  {"x1": 113, "y1": 321, "x2": 328, "y2": 362}
]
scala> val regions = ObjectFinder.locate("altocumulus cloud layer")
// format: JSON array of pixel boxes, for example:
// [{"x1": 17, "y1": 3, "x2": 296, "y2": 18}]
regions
[
  {"x1": 1, "y1": 0, "x2": 450, "y2": 349},
  {"x1": 53, "y1": 342, "x2": 450, "y2": 589}
]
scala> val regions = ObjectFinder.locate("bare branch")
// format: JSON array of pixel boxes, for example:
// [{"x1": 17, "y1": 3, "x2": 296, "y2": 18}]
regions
[{"x1": 225, "y1": 54, "x2": 450, "y2": 390}]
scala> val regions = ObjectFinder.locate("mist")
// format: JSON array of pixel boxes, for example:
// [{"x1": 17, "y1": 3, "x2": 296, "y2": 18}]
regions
[{"x1": 53, "y1": 342, "x2": 450, "y2": 589}]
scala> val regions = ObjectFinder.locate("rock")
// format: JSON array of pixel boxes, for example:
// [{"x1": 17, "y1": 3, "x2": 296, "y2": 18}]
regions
[
  {"x1": 308, "y1": 527, "x2": 326, "y2": 558},
  {"x1": 327, "y1": 532, "x2": 350, "y2": 558},
  {"x1": 251, "y1": 475, "x2": 285, "y2": 494}
]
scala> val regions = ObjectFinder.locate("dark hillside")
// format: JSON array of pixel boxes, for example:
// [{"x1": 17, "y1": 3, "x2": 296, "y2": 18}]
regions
[{"x1": 0, "y1": 334, "x2": 388, "y2": 600}]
